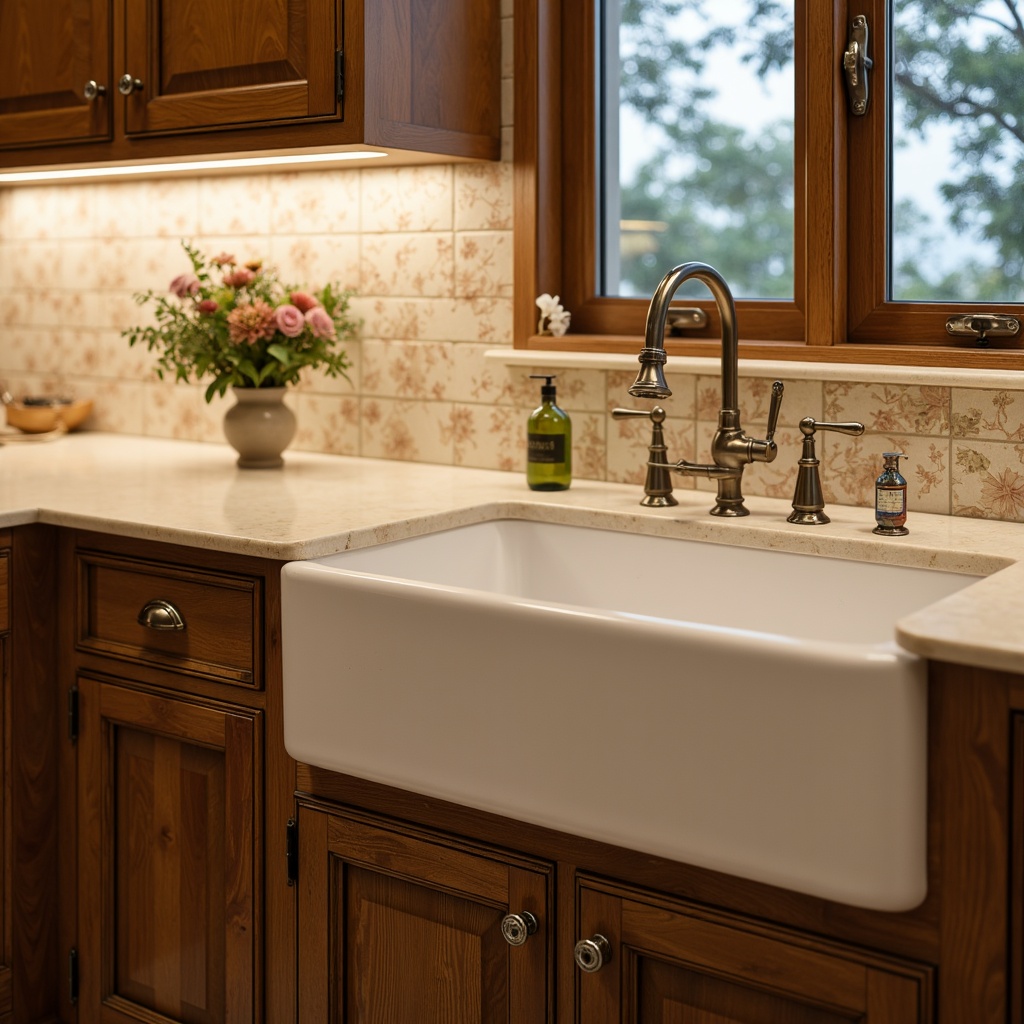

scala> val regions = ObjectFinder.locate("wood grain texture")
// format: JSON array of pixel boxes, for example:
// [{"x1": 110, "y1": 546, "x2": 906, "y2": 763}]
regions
[
  {"x1": 77, "y1": 678, "x2": 260, "y2": 1024},
  {"x1": 1012, "y1": 714, "x2": 1024, "y2": 1024},
  {"x1": 297, "y1": 800, "x2": 550, "y2": 1024}
]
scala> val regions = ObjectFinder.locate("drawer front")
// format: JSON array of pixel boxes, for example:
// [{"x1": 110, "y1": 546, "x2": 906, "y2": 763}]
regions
[
  {"x1": 77, "y1": 551, "x2": 261, "y2": 687},
  {"x1": 0, "y1": 550, "x2": 8, "y2": 634}
]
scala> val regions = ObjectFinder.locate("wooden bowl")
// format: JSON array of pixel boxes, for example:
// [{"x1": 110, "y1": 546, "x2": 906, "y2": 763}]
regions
[{"x1": 5, "y1": 398, "x2": 93, "y2": 434}]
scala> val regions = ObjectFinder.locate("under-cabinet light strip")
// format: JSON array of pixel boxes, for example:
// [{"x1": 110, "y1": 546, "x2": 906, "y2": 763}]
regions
[{"x1": 0, "y1": 150, "x2": 388, "y2": 184}]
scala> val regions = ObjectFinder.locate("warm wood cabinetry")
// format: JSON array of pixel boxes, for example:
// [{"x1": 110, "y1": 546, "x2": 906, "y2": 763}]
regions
[
  {"x1": 0, "y1": 0, "x2": 500, "y2": 169},
  {"x1": 59, "y1": 531, "x2": 294, "y2": 1024}
]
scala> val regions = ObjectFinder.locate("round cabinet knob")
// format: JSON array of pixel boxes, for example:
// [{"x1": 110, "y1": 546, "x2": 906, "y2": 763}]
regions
[
  {"x1": 83, "y1": 80, "x2": 107, "y2": 101},
  {"x1": 118, "y1": 74, "x2": 144, "y2": 96},
  {"x1": 500, "y1": 911, "x2": 538, "y2": 947},
  {"x1": 137, "y1": 599, "x2": 186, "y2": 631},
  {"x1": 574, "y1": 934, "x2": 611, "y2": 973}
]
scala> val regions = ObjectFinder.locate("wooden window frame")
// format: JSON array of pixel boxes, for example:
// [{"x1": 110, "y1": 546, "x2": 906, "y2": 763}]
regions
[{"x1": 514, "y1": 0, "x2": 1024, "y2": 370}]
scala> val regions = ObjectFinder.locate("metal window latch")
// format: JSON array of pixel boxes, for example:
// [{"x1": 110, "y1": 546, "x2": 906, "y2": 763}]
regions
[
  {"x1": 945, "y1": 313, "x2": 1021, "y2": 347},
  {"x1": 665, "y1": 307, "x2": 708, "y2": 335},
  {"x1": 843, "y1": 15, "x2": 873, "y2": 116}
]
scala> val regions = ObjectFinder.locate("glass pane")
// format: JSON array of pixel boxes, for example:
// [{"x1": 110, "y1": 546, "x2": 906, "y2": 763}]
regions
[
  {"x1": 603, "y1": 0, "x2": 795, "y2": 301},
  {"x1": 891, "y1": 1, "x2": 1024, "y2": 302}
]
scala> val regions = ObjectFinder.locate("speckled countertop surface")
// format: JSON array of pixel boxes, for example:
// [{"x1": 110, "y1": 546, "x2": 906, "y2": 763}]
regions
[{"x1": 1, "y1": 432, "x2": 1021, "y2": 675}]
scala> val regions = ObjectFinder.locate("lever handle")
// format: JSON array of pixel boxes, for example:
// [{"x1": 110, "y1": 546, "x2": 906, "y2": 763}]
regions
[
  {"x1": 798, "y1": 417, "x2": 864, "y2": 438},
  {"x1": 611, "y1": 406, "x2": 667, "y2": 424},
  {"x1": 765, "y1": 381, "x2": 784, "y2": 442}
]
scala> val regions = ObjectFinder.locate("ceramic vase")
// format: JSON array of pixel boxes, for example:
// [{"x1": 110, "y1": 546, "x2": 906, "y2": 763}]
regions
[{"x1": 222, "y1": 386, "x2": 297, "y2": 469}]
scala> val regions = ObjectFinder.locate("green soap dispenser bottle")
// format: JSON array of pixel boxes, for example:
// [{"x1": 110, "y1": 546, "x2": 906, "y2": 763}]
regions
[{"x1": 527, "y1": 374, "x2": 572, "y2": 490}]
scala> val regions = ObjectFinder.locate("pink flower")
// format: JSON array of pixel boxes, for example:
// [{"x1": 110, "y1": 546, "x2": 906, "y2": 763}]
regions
[
  {"x1": 211, "y1": 252, "x2": 236, "y2": 267},
  {"x1": 227, "y1": 300, "x2": 276, "y2": 344},
  {"x1": 198, "y1": 299, "x2": 219, "y2": 314},
  {"x1": 274, "y1": 303, "x2": 305, "y2": 338},
  {"x1": 224, "y1": 268, "x2": 255, "y2": 288},
  {"x1": 305, "y1": 306, "x2": 336, "y2": 339},
  {"x1": 290, "y1": 291, "x2": 319, "y2": 313},
  {"x1": 169, "y1": 273, "x2": 200, "y2": 298}
]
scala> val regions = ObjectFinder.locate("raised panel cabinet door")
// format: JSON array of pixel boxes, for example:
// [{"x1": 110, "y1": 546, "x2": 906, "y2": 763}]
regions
[
  {"x1": 0, "y1": 0, "x2": 111, "y2": 149},
  {"x1": 121, "y1": 0, "x2": 338, "y2": 135},
  {"x1": 76, "y1": 678, "x2": 261, "y2": 1024},
  {"x1": 576, "y1": 880, "x2": 933, "y2": 1024},
  {"x1": 296, "y1": 804, "x2": 550, "y2": 1024}
]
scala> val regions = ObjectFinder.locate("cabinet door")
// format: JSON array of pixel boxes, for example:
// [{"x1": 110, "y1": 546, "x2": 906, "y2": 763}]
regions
[
  {"x1": 77, "y1": 678, "x2": 260, "y2": 1024},
  {"x1": 297, "y1": 804, "x2": 549, "y2": 1024},
  {"x1": 576, "y1": 880, "x2": 932, "y2": 1024},
  {"x1": 0, "y1": 0, "x2": 110, "y2": 149},
  {"x1": 121, "y1": 0, "x2": 338, "y2": 136}
]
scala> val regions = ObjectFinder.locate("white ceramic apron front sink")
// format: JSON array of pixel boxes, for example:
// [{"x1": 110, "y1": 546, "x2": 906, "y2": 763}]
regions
[{"x1": 281, "y1": 518, "x2": 980, "y2": 911}]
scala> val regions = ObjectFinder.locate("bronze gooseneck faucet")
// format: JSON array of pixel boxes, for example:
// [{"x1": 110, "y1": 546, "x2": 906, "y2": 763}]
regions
[{"x1": 628, "y1": 262, "x2": 784, "y2": 517}]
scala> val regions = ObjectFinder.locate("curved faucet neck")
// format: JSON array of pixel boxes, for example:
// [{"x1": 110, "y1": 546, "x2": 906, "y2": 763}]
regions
[{"x1": 642, "y1": 262, "x2": 739, "y2": 411}]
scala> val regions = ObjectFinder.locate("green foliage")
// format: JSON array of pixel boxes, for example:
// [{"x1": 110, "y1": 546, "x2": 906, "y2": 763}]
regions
[
  {"x1": 123, "y1": 242, "x2": 357, "y2": 401},
  {"x1": 616, "y1": 0, "x2": 1024, "y2": 303}
]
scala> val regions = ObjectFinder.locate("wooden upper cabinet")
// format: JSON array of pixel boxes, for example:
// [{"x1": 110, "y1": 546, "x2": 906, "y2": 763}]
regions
[
  {"x1": 121, "y1": 0, "x2": 338, "y2": 136},
  {"x1": 0, "y1": 0, "x2": 111, "y2": 149},
  {"x1": 0, "y1": 0, "x2": 499, "y2": 166}
]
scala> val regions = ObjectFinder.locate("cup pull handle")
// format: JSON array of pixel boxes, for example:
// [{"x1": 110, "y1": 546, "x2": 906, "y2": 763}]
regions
[{"x1": 137, "y1": 599, "x2": 186, "y2": 631}]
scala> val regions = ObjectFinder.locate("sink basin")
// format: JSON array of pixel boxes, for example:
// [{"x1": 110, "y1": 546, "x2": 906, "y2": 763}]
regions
[{"x1": 281, "y1": 518, "x2": 979, "y2": 910}]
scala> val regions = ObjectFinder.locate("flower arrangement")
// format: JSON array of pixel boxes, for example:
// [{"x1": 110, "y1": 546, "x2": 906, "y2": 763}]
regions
[
  {"x1": 535, "y1": 293, "x2": 570, "y2": 337},
  {"x1": 124, "y1": 242, "x2": 357, "y2": 402}
]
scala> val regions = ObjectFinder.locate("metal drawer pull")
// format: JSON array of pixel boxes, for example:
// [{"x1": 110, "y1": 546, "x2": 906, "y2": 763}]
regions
[
  {"x1": 574, "y1": 934, "x2": 611, "y2": 973},
  {"x1": 500, "y1": 912, "x2": 538, "y2": 947},
  {"x1": 83, "y1": 80, "x2": 107, "y2": 101},
  {"x1": 137, "y1": 599, "x2": 186, "y2": 631}
]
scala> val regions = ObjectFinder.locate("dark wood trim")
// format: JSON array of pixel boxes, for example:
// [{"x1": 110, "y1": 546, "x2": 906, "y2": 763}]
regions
[{"x1": 1014, "y1": 714, "x2": 1024, "y2": 1024}]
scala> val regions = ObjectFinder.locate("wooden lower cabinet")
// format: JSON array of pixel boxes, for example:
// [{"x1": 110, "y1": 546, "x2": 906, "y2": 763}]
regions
[
  {"x1": 76, "y1": 677, "x2": 261, "y2": 1024},
  {"x1": 295, "y1": 802, "x2": 550, "y2": 1024},
  {"x1": 576, "y1": 878, "x2": 933, "y2": 1024}
]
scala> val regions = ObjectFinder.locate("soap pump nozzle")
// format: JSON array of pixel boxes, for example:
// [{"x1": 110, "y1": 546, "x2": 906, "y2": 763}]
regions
[{"x1": 530, "y1": 374, "x2": 557, "y2": 399}]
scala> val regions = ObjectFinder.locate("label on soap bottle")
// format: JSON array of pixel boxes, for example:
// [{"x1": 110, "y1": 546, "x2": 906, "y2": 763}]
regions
[{"x1": 528, "y1": 434, "x2": 566, "y2": 464}]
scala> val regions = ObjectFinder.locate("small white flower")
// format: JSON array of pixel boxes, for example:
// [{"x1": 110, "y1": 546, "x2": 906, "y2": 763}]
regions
[{"x1": 535, "y1": 293, "x2": 571, "y2": 336}]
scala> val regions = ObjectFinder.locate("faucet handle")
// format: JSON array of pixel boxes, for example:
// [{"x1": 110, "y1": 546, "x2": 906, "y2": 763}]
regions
[
  {"x1": 765, "y1": 381, "x2": 785, "y2": 443},
  {"x1": 799, "y1": 417, "x2": 865, "y2": 437}
]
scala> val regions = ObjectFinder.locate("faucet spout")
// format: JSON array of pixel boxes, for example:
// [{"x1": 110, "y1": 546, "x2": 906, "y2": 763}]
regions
[{"x1": 628, "y1": 262, "x2": 783, "y2": 517}]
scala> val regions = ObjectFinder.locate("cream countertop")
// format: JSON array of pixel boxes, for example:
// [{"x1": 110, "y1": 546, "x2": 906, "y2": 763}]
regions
[{"x1": 0, "y1": 432, "x2": 1021, "y2": 675}]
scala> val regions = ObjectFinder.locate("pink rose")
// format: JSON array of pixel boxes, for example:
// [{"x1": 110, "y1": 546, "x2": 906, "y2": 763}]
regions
[
  {"x1": 224, "y1": 268, "x2": 255, "y2": 288},
  {"x1": 169, "y1": 273, "x2": 200, "y2": 298},
  {"x1": 274, "y1": 303, "x2": 305, "y2": 337},
  {"x1": 198, "y1": 299, "x2": 219, "y2": 314},
  {"x1": 289, "y1": 290, "x2": 319, "y2": 313},
  {"x1": 305, "y1": 306, "x2": 336, "y2": 339}
]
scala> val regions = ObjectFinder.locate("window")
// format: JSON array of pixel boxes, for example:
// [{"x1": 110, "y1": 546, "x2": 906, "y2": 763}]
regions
[{"x1": 515, "y1": 0, "x2": 1024, "y2": 367}]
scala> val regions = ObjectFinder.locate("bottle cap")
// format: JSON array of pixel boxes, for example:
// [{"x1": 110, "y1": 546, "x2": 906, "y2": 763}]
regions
[{"x1": 530, "y1": 374, "x2": 557, "y2": 398}]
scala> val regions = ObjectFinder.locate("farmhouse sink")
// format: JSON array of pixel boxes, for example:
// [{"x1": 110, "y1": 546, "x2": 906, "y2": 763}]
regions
[{"x1": 281, "y1": 518, "x2": 980, "y2": 911}]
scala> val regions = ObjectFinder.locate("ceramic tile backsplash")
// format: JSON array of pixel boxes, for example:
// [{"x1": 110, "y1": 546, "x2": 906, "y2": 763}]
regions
[{"x1": 1, "y1": 6, "x2": 1023, "y2": 524}]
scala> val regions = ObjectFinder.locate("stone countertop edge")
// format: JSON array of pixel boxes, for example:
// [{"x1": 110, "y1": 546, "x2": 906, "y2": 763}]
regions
[{"x1": 0, "y1": 432, "x2": 1021, "y2": 674}]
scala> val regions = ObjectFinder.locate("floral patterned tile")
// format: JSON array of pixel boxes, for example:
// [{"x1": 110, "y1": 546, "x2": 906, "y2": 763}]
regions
[
  {"x1": 293, "y1": 393, "x2": 360, "y2": 456},
  {"x1": 77, "y1": 378, "x2": 145, "y2": 434},
  {"x1": 823, "y1": 382, "x2": 950, "y2": 435},
  {"x1": 141, "y1": 381, "x2": 212, "y2": 441},
  {"x1": 268, "y1": 234, "x2": 361, "y2": 293},
  {"x1": 94, "y1": 179, "x2": 200, "y2": 240},
  {"x1": 296, "y1": 340, "x2": 361, "y2": 396},
  {"x1": 454, "y1": 163, "x2": 513, "y2": 231},
  {"x1": 269, "y1": 169, "x2": 360, "y2": 235},
  {"x1": 361, "y1": 233, "x2": 454, "y2": 297},
  {"x1": 951, "y1": 388, "x2": 1024, "y2": 443},
  {"x1": 952, "y1": 440, "x2": 1024, "y2": 522},
  {"x1": 360, "y1": 397, "x2": 454, "y2": 464},
  {"x1": 452, "y1": 403, "x2": 522, "y2": 472},
  {"x1": 56, "y1": 184, "x2": 98, "y2": 239},
  {"x1": 197, "y1": 176, "x2": 273, "y2": 236},
  {"x1": 445, "y1": 343, "x2": 510, "y2": 405},
  {"x1": 6, "y1": 186, "x2": 62, "y2": 240},
  {"x1": 361, "y1": 340, "x2": 455, "y2": 401},
  {"x1": 822, "y1": 433, "x2": 951, "y2": 516},
  {"x1": 361, "y1": 166, "x2": 454, "y2": 233},
  {"x1": 363, "y1": 297, "x2": 513, "y2": 344},
  {"x1": 455, "y1": 231, "x2": 513, "y2": 299},
  {"x1": 572, "y1": 412, "x2": 609, "y2": 481},
  {"x1": 5, "y1": 241, "x2": 64, "y2": 292}
]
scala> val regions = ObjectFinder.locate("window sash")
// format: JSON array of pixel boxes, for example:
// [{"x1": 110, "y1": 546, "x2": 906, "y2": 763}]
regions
[{"x1": 515, "y1": 0, "x2": 1024, "y2": 368}]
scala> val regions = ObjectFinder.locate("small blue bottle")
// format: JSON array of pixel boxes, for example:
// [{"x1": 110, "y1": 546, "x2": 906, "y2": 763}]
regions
[{"x1": 873, "y1": 452, "x2": 909, "y2": 536}]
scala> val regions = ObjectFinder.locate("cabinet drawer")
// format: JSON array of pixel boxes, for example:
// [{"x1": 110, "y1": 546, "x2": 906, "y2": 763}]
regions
[{"x1": 76, "y1": 550, "x2": 261, "y2": 687}]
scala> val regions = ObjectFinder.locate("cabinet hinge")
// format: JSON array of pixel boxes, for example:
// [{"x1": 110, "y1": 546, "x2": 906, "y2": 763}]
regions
[
  {"x1": 335, "y1": 50, "x2": 345, "y2": 102},
  {"x1": 68, "y1": 947, "x2": 79, "y2": 1004},
  {"x1": 67, "y1": 686, "x2": 79, "y2": 744},
  {"x1": 286, "y1": 817, "x2": 299, "y2": 886}
]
